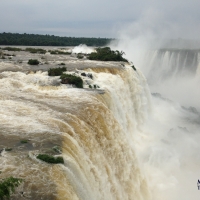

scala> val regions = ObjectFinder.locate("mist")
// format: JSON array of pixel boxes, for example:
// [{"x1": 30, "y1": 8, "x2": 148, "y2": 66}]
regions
[
  {"x1": 111, "y1": 4, "x2": 200, "y2": 200},
  {"x1": 72, "y1": 44, "x2": 95, "y2": 54},
  {"x1": 111, "y1": 1, "x2": 200, "y2": 108}
]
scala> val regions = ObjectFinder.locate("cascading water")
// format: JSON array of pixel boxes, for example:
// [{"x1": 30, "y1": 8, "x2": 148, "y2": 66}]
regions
[
  {"x1": 1, "y1": 45, "x2": 200, "y2": 200},
  {"x1": 141, "y1": 49, "x2": 200, "y2": 84},
  {"x1": 0, "y1": 58, "x2": 151, "y2": 200},
  {"x1": 111, "y1": 38, "x2": 200, "y2": 199},
  {"x1": 127, "y1": 46, "x2": 200, "y2": 200}
]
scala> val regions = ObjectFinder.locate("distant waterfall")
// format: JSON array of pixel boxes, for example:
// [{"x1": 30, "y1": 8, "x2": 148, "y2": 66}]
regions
[
  {"x1": 0, "y1": 66, "x2": 151, "y2": 200},
  {"x1": 142, "y1": 49, "x2": 200, "y2": 83}
]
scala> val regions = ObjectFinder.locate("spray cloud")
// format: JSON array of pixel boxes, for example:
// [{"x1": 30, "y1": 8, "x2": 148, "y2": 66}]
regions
[{"x1": 110, "y1": 2, "x2": 200, "y2": 200}]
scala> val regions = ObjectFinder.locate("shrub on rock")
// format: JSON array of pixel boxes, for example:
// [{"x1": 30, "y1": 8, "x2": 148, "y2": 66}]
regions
[
  {"x1": 37, "y1": 154, "x2": 64, "y2": 164},
  {"x1": 60, "y1": 74, "x2": 83, "y2": 88},
  {"x1": 88, "y1": 47, "x2": 128, "y2": 62},
  {"x1": 48, "y1": 67, "x2": 67, "y2": 76},
  {"x1": 2, "y1": 47, "x2": 22, "y2": 51},
  {"x1": 28, "y1": 59, "x2": 39, "y2": 65}
]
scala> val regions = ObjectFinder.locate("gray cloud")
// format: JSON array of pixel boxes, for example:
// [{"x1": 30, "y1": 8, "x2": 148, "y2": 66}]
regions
[{"x1": 0, "y1": 0, "x2": 200, "y2": 37}]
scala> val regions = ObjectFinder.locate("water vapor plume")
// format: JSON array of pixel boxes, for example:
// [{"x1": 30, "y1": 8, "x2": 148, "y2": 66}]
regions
[
  {"x1": 110, "y1": 2, "x2": 200, "y2": 108},
  {"x1": 72, "y1": 44, "x2": 95, "y2": 54},
  {"x1": 111, "y1": 0, "x2": 200, "y2": 65},
  {"x1": 110, "y1": 3, "x2": 200, "y2": 200}
]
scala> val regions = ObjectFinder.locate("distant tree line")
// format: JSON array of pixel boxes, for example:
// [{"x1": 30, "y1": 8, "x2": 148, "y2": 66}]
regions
[{"x1": 0, "y1": 32, "x2": 113, "y2": 46}]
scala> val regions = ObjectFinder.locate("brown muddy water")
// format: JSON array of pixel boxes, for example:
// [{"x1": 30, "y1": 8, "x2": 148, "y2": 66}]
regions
[{"x1": 0, "y1": 46, "x2": 151, "y2": 200}]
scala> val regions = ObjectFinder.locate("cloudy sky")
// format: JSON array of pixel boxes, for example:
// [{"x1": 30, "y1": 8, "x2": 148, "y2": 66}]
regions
[{"x1": 1, "y1": 0, "x2": 200, "y2": 38}]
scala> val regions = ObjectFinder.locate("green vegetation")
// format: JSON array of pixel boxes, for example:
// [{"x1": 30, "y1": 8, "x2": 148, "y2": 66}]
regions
[
  {"x1": 60, "y1": 74, "x2": 83, "y2": 88},
  {"x1": 131, "y1": 65, "x2": 136, "y2": 71},
  {"x1": 2, "y1": 47, "x2": 22, "y2": 51},
  {"x1": 77, "y1": 53, "x2": 84, "y2": 59},
  {"x1": 0, "y1": 177, "x2": 22, "y2": 200},
  {"x1": 5, "y1": 148, "x2": 12, "y2": 151},
  {"x1": 28, "y1": 59, "x2": 39, "y2": 65},
  {"x1": 37, "y1": 154, "x2": 64, "y2": 164},
  {"x1": 20, "y1": 140, "x2": 28, "y2": 144},
  {"x1": 48, "y1": 50, "x2": 71, "y2": 55},
  {"x1": 0, "y1": 32, "x2": 112, "y2": 46},
  {"x1": 58, "y1": 63, "x2": 65, "y2": 66},
  {"x1": 88, "y1": 47, "x2": 128, "y2": 62},
  {"x1": 25, "y1": 48, "x2": 46, "y2": 54},
  {"x1": 48, "y1": 67, "x2": 67, "y2": 76}
]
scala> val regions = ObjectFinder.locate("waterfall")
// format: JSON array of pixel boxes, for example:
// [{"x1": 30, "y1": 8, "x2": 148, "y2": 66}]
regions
[
  {"x1": 142, "y1": 49, "x2": 200, "y2": 84},
  {"x1": 109, "y1": 37, "x2": 200, "y2": 199},
  {"x1": 0, "y1": 66, "x2": 151, "y2": 199},
  {"x1": 123, "y1": 45, "x2": 200, "y2": 200}
]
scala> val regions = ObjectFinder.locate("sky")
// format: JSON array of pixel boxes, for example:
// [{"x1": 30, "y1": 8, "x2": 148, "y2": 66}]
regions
[{"x1": 1, "y1": 0, "x2": 200, "y2": 38}]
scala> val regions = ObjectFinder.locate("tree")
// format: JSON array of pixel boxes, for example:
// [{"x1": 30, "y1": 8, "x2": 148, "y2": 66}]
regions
[{"x1": 0, "y1": 32, "x2": 113, "y2": 46}]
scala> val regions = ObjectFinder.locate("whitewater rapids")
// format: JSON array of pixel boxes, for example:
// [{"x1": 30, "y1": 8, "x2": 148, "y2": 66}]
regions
[
  {"x1": 0, "y1": 57, "x2": 151, "y2": 200},
  {"x1": 1, "y1": 46, "x2": 200, "y2": 200}
]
